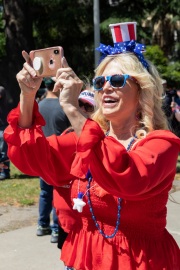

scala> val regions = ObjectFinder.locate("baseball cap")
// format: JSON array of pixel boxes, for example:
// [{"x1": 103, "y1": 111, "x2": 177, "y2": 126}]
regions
[{"x1": 78, "y1": 90, "x2": 95, "y2": 106}]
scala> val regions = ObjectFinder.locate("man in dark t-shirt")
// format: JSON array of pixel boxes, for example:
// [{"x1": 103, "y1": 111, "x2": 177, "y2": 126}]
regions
[{"x1": 37, "y1": 77, "x2": 70, "y2": 244}]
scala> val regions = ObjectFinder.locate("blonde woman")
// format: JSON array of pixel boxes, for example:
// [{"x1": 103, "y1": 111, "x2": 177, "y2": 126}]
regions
[{"x1": 4, "y1": 22, "x2": 180, "y2": 269}]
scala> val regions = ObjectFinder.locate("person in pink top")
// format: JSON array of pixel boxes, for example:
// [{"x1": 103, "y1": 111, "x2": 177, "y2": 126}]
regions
[{"x1": 4, "y1": 22, "x2": 180, "y2": 270}]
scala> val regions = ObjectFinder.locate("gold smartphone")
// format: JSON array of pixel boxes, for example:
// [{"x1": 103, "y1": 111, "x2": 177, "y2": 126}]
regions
[{"x1": 29, "y1": 46, "x2": 64, "y2": 77}]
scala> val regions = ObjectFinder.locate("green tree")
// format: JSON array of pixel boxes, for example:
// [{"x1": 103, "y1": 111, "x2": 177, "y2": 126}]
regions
[
  {"x1": 30, "y1": 0, "x2": 94, "y2": 76},
  {"x1": 0, "y1": 0, "x2": 180, "y2": 108},
  {"x1": 164, "y1": 62, "x2": 180, "y2": 88},
  {"x1": 0, "y1": 9, "x2": 5, "y2": 57},
  {"x1": 1, "y1": 0, "x2": 34, "y2": 108},
  {"x1": 142, "y1": 0, "x2": 180, "y2": 58},
  {"x1": 145, "y1": 45, "x2": 180, "y2": 88}
]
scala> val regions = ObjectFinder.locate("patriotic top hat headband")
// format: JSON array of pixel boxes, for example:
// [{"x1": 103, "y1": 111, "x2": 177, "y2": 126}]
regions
[{"x1": 97, "y1": 22, "x2": 149, "y2": 69}]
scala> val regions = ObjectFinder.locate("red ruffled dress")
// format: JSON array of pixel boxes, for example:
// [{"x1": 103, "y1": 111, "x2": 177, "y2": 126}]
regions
[{"x1": 4, "y1": 102, "x2": 180, "y2": 270}]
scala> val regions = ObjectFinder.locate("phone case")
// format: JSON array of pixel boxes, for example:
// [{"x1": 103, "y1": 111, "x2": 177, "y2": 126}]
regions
[{"x1": 29, "y1": 46, "x2": 63, "y2": 77}]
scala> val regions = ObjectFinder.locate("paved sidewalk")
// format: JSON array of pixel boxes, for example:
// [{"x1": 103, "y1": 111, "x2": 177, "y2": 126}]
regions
[
  {"x1": 0, "y1": 226, "x2": 64, "y2": 270},
  {"x1": 0, "y1": 181, "x2": 180, "y2": 270}
]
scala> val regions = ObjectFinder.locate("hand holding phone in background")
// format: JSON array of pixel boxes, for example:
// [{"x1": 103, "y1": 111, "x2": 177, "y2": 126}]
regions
[{"x1": 30, "y1": 46, "x2": 63, "y2": 77}]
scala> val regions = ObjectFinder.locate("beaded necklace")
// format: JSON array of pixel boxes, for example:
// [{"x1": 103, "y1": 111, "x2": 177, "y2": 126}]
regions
[{"x1": 86, "y1": 136, "x2": 136, "y2": 239}]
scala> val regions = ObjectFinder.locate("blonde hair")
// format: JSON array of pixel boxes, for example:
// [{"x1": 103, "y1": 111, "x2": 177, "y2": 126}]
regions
[{"x1": 92, "y1": 53, "x2": 169, "y2": 135}]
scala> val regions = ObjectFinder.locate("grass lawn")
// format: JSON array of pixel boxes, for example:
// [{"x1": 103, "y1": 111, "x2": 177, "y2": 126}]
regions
[
  {"x1": 176, "y1": 155, "x2": 180, "y2": 180},
  {"x1": 0, "y1": 163, "x2": 39, "y2": 206},
  {"x1": 0, "y1": 156, "x2": 180, "y2": 207}
]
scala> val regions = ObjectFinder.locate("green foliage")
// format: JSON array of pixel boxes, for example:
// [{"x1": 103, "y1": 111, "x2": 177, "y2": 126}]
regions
[
  {"x1": 30, "y1": 0, "x2": 94, "y2": 78},
  {"x1": 145, "y1": 45, "x2": 168, "y2": 75},
  {"x1": 0, "y1": 0, "x2": 180, "y2": 104},
  {"x1": 163, "y1": 62, "x2": 180, "y2": 89},
  {"x1": 145, "y1": 45, "x2": 167, "y2": 66},
  {"x1": 145, "y1": 45, "x2": 180, "y2": 89}
]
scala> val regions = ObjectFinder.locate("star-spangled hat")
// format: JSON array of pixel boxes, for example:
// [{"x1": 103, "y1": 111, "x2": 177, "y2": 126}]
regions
[
  {"x1": 109, "y1": 22, "x2": 137, "y2": 43},
  {"x1": 96, "y1": 21, "x2": 149, "y2": 70}
]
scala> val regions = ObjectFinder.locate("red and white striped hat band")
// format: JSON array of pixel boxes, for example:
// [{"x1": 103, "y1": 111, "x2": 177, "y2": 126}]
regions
[{"x1": 109, "y1": 22, "x2": 137, "y2": 43}]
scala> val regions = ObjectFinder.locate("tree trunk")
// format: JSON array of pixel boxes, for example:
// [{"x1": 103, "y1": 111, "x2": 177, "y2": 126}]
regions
[
  {"x1": 2, "y1": 0, "x2": 34, "y2": 109},
  {"x1": 152, "y1": 15, "x2": 176, "y2": 58}
]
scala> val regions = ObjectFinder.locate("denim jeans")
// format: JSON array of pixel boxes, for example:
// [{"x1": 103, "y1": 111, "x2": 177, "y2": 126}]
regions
[
  {"x1": 0, "y1": 133, "x2": 10, "y2": 178},
  {"x1": 38, "y1": 177, "x2": 59, "y2": 232}
]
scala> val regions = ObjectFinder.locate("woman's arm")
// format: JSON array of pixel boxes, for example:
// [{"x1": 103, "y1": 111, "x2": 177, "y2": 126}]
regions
[
  {"x1": 4, "y1": 104, "x2": 78, "y2": 186},
  {"x1": 53, "y1": 57, "x2": 87, "y2": 137},
  {"x1": 16, "y1": 51, "x2": 43, "y2": 128},
  {"x1": 15, "y1": 50, "x2": 87, "y2": 136},
  {"x1": 70, "y1": 120, "x2": 180, "y2": 199}
]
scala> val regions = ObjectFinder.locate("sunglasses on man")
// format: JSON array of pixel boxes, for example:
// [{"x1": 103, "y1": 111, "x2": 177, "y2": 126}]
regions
[
  {"x1": 93, "y1": 74, "x2": 131, "y2": 91},
  {"x1": 78, "y1": 100, "x2": 94, "y2": 113}
]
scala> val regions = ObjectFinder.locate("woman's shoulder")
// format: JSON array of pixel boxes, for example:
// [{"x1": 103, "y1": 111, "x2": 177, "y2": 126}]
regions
[
  {"x1": 148, "y1": 129, "x2": 180, "y2": 139},
  {"x1": 137, "y1": 130, "x2": 180, "y2": 147}
]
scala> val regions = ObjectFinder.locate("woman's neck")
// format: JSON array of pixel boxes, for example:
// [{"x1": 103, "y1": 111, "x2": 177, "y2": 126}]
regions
[{"x1": 108, "y1": 119, "x2": 137, "y2": 140}]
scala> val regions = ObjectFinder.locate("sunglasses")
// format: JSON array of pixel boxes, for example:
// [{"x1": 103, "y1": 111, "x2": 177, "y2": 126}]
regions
[
  {"x1": 78, "y1": 100, "x2": 94, "y2": 112},
  {"x1": 93, "y1": 74, "x2": 130, "y2": 91}
]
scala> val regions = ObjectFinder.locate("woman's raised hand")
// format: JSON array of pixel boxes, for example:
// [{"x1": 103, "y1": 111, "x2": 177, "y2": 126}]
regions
[
  {"x1": 53, "y1": 57, "x2": 83, "y2": 111},
  {"x1": 16, "y1": 51, "x2": 43, "y2": 97},
  {"x1": 16, "y1": 51, "x2": 43, "y2": 128}
]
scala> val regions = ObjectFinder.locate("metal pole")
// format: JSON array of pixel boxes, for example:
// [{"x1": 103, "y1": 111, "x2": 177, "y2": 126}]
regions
[{"x1": 93, "y1": 0, "x2": 100, "y2": 68}]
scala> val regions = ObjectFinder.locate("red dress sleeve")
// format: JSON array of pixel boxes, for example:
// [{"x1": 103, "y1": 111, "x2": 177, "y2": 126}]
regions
[
  {"x1": 71, "y1": 119, "x2": 180, "y2": 200},
  {"x1": 4, "y1": 102, "x2": 78, "y2": 186}
]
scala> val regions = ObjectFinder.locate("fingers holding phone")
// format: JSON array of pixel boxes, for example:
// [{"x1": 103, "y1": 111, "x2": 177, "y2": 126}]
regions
[
  {"x1": 30, "y1": 46, "x2": 63, "y2": 78},
  {"x1": 56, "y1": 56, "x2": 79, "y2": 81},
  {"x1": 54, "y1": 56, "x2": 82, "y2": 86},
  {"x1": 16, "y1": 50, "x2": 43, "y2": 96},
  {"x1": 53, "y1": 58, "x2": 83, "y2": 112},
  {"x1": 17, "y1": 46, "x2": 64, "y2": 98},
  {"x1": 17, "y1": 46, "x2": 82, "y2": 108}
]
